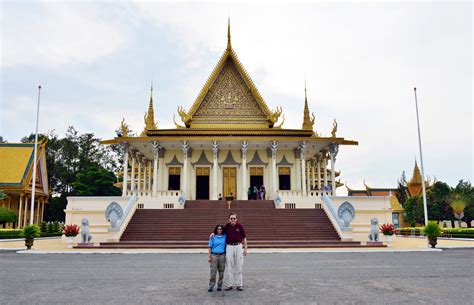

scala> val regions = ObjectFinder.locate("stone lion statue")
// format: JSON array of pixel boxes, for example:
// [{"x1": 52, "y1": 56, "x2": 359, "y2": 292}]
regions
[
  {"x1": 81, "y1": 218, "x2": 92, "y2": 244},
  {"x1": 368, "y1": 217, "x2": 379, "y2": 242}
]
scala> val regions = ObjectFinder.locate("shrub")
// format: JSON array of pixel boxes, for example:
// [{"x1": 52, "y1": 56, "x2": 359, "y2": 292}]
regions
[
  {"x1": 20, "y1": 224, "x2": 41, "y2": 239},
  {"x1": 0, "y1": 207, "x2": 17, "y2": 225},
  {"x1": 0, "y1": 229, "x2": 22, "y2": 239},
  {"x1": 52, "y1": 221, "x2": 60, "y2": 233},
  {"x1": 379, "y1": 223, "x2": 395, "y2": 236},
  {"x1": 424, "y1": 221, "x2": 442, "y2": 238},
  {"x1": 63, "y1": 224, "x2": 80, "y2": 237},
  {"x1": 47, "y1": 222, "x2": 54, "y2": 234},
  {"x1": 40, "y1": 221, "x2": 48, "y2": 233}
]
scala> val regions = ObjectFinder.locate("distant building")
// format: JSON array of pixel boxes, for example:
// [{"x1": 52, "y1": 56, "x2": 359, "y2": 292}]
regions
[
  {"x1": 346, "y1": 161, "x2": 433, "y2": 228},
  {"x1": 0, "y1": 141, "x2": 49, "y2": 228}
]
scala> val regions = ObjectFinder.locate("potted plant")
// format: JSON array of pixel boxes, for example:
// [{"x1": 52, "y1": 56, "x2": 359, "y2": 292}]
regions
[
  {"x1": 20, "y1": 224, "x2": 41, "y2": 250},
  {"x1": 63, "y1": 224, "x2": 80, "y2": 248},
  {"x1": 424, "y1": 221, "x2": 442, "y2": 248},
  {"x1": 379, "y1": 223, "x2": 395, "y2": 247}
]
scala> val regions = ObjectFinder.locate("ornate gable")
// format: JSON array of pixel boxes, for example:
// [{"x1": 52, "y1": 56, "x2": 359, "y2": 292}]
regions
[
  {"x1": 176, "y1": 22, "x2": 283, "y2": 129},
  {"x1": 193, "y1": 58, "x2": 268, "y2": 121}
]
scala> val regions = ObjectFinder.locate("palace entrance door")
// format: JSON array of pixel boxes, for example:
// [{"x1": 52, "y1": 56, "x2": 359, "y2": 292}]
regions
[
  {"x1": 249, "y1": 167, "x2": 264, "y2": 199},
  {"x1": 222, "y1": 167, "x2": 237, "y2": 198},
  {"x1": 195, "y1": 167, "x2": 210, "y2": 199}
]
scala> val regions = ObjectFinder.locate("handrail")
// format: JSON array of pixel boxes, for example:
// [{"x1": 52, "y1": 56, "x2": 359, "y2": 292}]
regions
[
  {"x1": 108, "y1": 193, "x2": 138, "y2": 233},
  {"x1": 322, "y1": 193, "x2": 343, "y2": 236}
]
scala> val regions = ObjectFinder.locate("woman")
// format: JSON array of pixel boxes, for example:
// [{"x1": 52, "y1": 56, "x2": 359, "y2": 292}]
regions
[{"x1": 208, "y1": 224, "x2": 226, "y2": 292}]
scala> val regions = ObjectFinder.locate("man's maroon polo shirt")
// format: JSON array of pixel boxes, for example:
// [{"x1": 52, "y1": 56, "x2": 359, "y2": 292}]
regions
[{"x1": 224, "y1": 223, "x2": 246, "y2": 244}]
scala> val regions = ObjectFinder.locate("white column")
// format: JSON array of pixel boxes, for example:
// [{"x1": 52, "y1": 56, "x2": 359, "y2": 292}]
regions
[
  {"x1": 212, "y1": 141, "x2": 219, "y2": 200},
  {"x1": 311, "y1": 159, "x2": 316, "y2": 190},
  {"x1": 329, "y1": 143, "x2": 339, "y2": 196},
  {"x1": 300, "y1": 141, "x2": 307, "y2": 196},
  {"x1": 323, "y1": 154, "x2": 328, "y2": 189},
  {"x1": 270, "y1": 140, "x2": 278, "y2": 198},
  {"x1": 316, "y1": 154, "x2": 322, "y2": 191},
  {"x1": 157, "y1": 147, "x2": 165, "y2": 191},
  {"x1": 306, "y1": 161, "x2": 310, "y2": 192},
  {"x1": 143, "y1": 159, "x2": 147, "y2": 195},
  {"x1": 152, "y1": 141, "x2": 159, "y2": 197},
  {"x1": 23, "y1": 194, "x2": 28, "y2": 226},
  {"x1": 122, "y1": 142, "x2": 129, "y2": 196},
  {"x1": 181, "y1": 141, "x2": 190, "y2": 198},
  {"x1": 18, "y1": 194, "x2": 24, "y2": 228},
  {"x1": 137, "y1": 154, "x2": 142, "y2": 194},
  {"x1": 241, "y1": 141, "x2": 248, "y2": 200},
  {"x1": 294, "y1": 149, "x2": 301, "y2": 191},
  {"x1": 130, "y1": 151, "x2": 136, "y2": 194},
  {"x1": 148, "y1": 161, "x2": 152, "y2": 193}
]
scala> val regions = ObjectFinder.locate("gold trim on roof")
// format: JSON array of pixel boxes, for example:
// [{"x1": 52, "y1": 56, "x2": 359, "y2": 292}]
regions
[{"x1": 178, "y1": 27, "x2": 282, "y2": 128}]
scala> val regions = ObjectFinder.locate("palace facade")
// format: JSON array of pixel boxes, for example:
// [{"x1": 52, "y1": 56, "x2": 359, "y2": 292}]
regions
[
  {"x1": 102, "y1": 23, "x2": 355, "y2": 206},
  {"x1": 65, "y1": 23, "x2": 397, "y2": 244}
]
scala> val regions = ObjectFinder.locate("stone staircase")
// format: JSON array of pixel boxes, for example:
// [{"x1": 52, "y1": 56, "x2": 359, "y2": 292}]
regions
[{"x1": 76, "y1": 200, "x2": 384, "y2": 249}]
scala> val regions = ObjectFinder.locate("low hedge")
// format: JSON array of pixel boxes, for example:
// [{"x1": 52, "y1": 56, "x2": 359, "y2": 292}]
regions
[
  {"x1": 0, "y1": 229, "x2": 62, "y2": 239},
  {"x1": 396, "y1": 227, "x2": 474, "y2": 238}
]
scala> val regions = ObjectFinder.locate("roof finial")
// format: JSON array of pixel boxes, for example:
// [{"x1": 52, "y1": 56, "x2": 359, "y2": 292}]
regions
[
  {"x1": 227, "y1": 17, "x2": 231, "y2": 50},
  {"x1": 302, "y1": 81, "x2": 315, "y2": 130},
  {"x1": 141, "y1": 82, "x2": 158, "y2": 136}
]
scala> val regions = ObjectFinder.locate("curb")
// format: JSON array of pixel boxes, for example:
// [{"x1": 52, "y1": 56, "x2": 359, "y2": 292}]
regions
[{"x1": 16, "y1": 248, "x2": 444, "y2": 254}]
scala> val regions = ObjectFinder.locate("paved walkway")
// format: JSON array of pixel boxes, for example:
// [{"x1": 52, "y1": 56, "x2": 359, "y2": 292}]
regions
[
  {"x1": 0, "y1": 249, "x2": 473, "y2": 304},
  {"x1": 1, "y1": 236, "x2": 474, "y2": 253}
]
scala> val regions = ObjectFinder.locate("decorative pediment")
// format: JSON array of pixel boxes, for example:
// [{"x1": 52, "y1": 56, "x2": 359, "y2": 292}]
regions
[
  {"x1": 176, "y1": 29, "x2": 283, "y2": 129},
  {"x1": 192, "y1": 151, "x2": 212, "y2": 168},
  {"x1": 277, "y1": 155, "x2": 293, "y2": 167},
  {"x1": 165, "y1": 155, "x2": 183, "y2": 167},
  {"x1": 219, "y1": 151, "x2": 240, "y2": 168},
  {"x1": 247, "y1": 151, "x2": 268, "y2": 168}
]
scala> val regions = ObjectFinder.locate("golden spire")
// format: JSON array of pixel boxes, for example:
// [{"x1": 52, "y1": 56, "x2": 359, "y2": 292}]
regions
[
  {"x1": 142, "y1": 83, "x2": 157, "y2": 136},
  {"x1": 407, "y1": 160, "x2": 428, "y2": 196},
  {"x1": 227, "y1": 17, "x2": 231, "y2": 50},
  {"x1": 302, "y1": 81, "x2": 315, "y2": 130}
]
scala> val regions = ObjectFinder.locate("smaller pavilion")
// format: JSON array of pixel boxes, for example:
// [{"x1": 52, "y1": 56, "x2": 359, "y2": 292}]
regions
[{"x1": 0, "y1": 141, "x2": 49, "y2": 228}]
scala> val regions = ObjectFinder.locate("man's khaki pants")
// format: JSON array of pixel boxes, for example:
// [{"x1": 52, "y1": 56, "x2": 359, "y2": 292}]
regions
[{"x1": 224, "y1": 244, "x2": 244, "y2": 288}]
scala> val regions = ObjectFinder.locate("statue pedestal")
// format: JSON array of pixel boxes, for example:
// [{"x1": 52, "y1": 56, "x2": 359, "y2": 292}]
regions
[
  {"x1": 76, "y1": 243, "x2": 94, "y2": 247},
  {"x1": 365, "y1": 241, "x2": 384, "y2": 247}
]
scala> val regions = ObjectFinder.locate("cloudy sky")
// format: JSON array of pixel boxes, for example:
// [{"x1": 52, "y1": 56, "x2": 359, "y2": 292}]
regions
[{"x1": 1, "y1": 1, "x2": 472, "y2": 191}]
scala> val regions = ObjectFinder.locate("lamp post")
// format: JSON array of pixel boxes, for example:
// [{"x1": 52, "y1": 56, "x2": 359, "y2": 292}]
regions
[{"x1": 30, "y1": 85, "x2": 41, "y2": 225}]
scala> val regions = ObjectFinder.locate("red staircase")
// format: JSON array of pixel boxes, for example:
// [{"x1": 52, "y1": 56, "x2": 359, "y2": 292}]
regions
[{"x1": 78, "y1": 200, "x2": 384, "y2": 249}]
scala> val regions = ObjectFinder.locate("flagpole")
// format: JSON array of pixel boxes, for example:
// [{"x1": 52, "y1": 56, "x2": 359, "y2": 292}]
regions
[
  {"x1": 413, "y1": 87, "x2": 428, "y2": 226},
  {"x1": 30, "y1": 85, "x2": 41, "y2": 225}
]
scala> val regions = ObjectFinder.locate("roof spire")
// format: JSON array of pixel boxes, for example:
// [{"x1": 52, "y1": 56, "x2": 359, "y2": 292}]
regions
[
  {"x1": 302, "y1": 81, "x2": 315, "y2": 130},
  {"x1": 227, "y1": 17, "x2": 231, "y2": 50},
  {"x1": 141, "y1": 82, "x2": 158, "y2": 136}
]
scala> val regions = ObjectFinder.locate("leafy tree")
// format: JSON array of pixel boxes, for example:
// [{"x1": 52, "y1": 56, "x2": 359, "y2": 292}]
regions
[
  {"x1": 22, "y1": 127, "x2": 123, "y2": 222},
  {"x1": 452, "y1": 180, "x2": 473, "y2": 227},
  {"x1": 427, "y1": 181, "x2": 451, "y2": 222},
  {"x1": 71, "y1": 165, "x2": 121, "y2": 196},
  {"x1": 395, "y1": 182, "x2": 408, "y2": 208},
  {"x1": 0, "y1": 208, "x2": 17, "y2": 225},
  {"x1": 403, "y1": 196, "x2": 425, "y2": 226}
]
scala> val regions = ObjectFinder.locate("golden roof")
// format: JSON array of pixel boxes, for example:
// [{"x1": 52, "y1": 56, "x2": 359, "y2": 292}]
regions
[
  {"x1": 174, "y1": 19, "x2": 282, "y2": 129},
  {"x1": 0, "y1": 144, "x2": 34, "y2": 185},
  {"x1": 407, "y1": 160, "x2": 429, "y2": 196}
]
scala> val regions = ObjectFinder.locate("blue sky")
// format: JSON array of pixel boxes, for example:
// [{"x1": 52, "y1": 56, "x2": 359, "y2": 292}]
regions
[{"x1": 1, "y1": 1, "x2": 472, "y2": 190}]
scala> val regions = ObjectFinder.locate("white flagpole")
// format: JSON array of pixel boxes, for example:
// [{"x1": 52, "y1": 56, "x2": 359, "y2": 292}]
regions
[
  {"x1": 413, "y1": 87, "x2": 428, "y2": 226},
  {"x1": 30, "y1": 85, "x2": 41, "y2": 225}
]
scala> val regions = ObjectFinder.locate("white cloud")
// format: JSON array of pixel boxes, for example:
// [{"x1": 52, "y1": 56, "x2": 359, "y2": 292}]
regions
[{"x1": 1, "y1": 2, "x2": 124, "y2": 67}]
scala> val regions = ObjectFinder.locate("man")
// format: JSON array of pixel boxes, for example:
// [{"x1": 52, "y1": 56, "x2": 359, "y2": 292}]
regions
[{"x1": 223, "y1": 212, "x2": 248, "y2": 291}]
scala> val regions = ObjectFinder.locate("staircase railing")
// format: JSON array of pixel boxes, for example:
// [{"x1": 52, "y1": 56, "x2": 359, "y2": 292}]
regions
[
  {"x1": 321, "y1": 193, "x2": 353, "y2": 240},
  {"x1": 107, "y1": 193, "x2": 139, "y2": 242}
]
